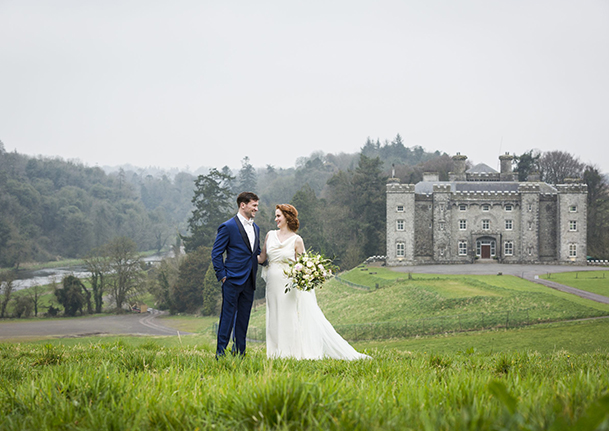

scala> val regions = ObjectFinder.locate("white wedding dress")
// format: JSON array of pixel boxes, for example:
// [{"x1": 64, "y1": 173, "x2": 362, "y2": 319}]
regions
[{"x1": 263, "y1": 230, "x2": 370, "y2": 360}]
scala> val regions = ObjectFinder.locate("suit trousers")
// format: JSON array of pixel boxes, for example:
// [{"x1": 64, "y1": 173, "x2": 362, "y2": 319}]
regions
[{"x1": 216, "y1": 273, "x2": 255, "y2": 356}]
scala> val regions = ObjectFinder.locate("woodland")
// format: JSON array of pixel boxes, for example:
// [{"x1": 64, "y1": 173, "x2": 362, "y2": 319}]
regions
[{"x1": 1, "y1": 136, "x2": 608, "y2": 317}]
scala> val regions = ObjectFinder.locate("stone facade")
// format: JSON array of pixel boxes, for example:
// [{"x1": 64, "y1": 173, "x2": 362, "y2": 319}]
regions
[{"x1": 386, "y1": 153, "x2": 587, "y2": 266}]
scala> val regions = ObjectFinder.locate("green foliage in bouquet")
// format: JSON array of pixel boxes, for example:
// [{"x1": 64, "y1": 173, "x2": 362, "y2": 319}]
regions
[{"x1": 284, "y1": 251, "x2": 337, "y2": 293}]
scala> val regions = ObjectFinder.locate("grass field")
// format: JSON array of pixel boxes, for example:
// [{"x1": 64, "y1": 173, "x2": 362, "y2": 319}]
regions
[
  {"x1": 248, "y1": 268, "x2": 609, "y2": 340},
  {"x1": 1, "y1": 337, "x2": 608, "y2": 430},
  {"x1": 3, "y1": 267, "x2": 609, "y2": 430},
  {"x1": 541, "y1": 270, "x2": 609, "y2": 298}
]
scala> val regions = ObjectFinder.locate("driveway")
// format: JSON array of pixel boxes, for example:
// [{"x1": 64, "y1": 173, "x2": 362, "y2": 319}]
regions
[
  {"x1": 0, "y1": 309, "x2": 189, "y2": 341},
  {"x1": 390, "y1": 263, "x2": 609, "y2": 304}
]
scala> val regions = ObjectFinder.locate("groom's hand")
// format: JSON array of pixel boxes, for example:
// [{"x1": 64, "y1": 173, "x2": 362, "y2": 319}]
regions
[{"x1": 221, "y1": 277, "x2": 226, "y2": 283}]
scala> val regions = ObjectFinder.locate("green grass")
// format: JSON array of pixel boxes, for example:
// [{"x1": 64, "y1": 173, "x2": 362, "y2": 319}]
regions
[
  {"x1": 362, "y1": 317, "x2": 609, "y2": 355},
  {"x1": 541, "y1": 270, "x2": 609, "y2": 298},
  {"x1": 250, "y1": 268, "x2": 609, "y2": 338},
  {"x1": 1, "y1": 338, "x2": 608, "y2": 430}
]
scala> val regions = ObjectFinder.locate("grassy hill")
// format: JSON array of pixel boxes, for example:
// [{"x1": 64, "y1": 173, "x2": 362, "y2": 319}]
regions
[{"x1": 249, "y1": 267, "x2": 609, "y2": 335}]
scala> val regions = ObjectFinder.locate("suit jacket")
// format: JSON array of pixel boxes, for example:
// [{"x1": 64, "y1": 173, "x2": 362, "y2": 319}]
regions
[{"x1": 211, "y1": 215, "x2": 260, "y2": 287}]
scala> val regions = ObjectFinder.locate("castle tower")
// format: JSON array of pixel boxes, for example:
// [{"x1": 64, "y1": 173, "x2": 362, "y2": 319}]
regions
[
  {"x1": 386, "y1": 179, "x2": 415, "y2": 265},
  {"x1": 556, "y1": 184, "x2": 587, "y2": 264}
]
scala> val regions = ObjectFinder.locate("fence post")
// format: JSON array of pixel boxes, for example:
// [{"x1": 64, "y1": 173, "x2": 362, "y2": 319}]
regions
[{"x1": 506, "y1": 310, "x2": 510, "y2": 329}]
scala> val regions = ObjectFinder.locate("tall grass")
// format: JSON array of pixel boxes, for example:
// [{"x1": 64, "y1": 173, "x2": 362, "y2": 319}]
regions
[{"x1": 1, "y1": 340, "x2": 608, "y2": 430}]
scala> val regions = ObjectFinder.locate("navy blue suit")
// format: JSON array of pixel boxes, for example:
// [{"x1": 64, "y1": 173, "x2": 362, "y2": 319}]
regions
[{"x1": 211, "y1": 215, "x2": 260, "y2": 356}]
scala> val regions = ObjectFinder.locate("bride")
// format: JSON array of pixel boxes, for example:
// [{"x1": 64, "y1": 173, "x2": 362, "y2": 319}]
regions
[{"x1": 258, "y1": 204, "x2": 370, "y2": 360}]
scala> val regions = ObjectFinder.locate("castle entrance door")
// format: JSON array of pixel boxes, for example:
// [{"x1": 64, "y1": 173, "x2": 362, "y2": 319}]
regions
[{"x1": 476, "y1": 238, "x2": 496, "y2": 259}]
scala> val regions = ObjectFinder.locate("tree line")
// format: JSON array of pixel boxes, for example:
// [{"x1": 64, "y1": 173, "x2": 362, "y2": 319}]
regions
[{"x1": 1, "y1": 137, "x2": 608, "y2": 318}]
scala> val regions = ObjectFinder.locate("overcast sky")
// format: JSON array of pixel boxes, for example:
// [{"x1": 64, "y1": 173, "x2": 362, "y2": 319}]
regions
[{"x1": 1, "y1": 0, "x2": 608, "y2": 173}]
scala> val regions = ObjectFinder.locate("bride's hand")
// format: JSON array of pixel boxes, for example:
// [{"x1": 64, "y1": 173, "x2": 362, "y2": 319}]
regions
[{"x1": 258, "y1": 232, "x2": 270, "y2": 264}]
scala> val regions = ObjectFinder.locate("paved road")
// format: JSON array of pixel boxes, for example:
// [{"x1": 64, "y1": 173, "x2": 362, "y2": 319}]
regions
[
  {"x1": 0, "y1": 310, "x2": 189, "y2": 340},
  {"x1": 390, "y1": 263, "x2": 609, "y2": 304}
]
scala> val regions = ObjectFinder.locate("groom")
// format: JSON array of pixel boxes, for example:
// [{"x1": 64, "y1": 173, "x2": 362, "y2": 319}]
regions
[{"x1": 212, "y1": 191, "x2": 261, "y2": 357}]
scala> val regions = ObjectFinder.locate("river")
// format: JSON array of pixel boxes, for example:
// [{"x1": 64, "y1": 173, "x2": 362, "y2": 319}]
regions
[{"x1": 8, "y1": 254, "x2": 167, "y2": 291}]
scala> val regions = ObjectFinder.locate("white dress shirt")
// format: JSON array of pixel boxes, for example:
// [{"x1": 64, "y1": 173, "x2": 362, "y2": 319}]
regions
[{"x1": 237, "y1": 213, "x2": 255, "y2": 250}]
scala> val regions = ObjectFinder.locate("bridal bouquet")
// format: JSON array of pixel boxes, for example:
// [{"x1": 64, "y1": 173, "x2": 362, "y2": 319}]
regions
[{"x1": 284, "y1": 251, "x2": 336, "y2": 293}]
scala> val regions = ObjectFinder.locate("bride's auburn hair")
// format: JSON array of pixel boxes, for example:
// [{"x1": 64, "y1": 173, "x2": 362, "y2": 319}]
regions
[{"x1": 276, "y1": 204, "x2": 299, "y2": 232}]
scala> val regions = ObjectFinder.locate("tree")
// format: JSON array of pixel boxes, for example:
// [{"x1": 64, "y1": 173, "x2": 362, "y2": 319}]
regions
[
  {"x1": 172, "y1": 247, "x2": 211, "y2": 313},
  {"x1": 515, "y1": 150, "x2": 541, "y2": 181},
  {"x1": 26, "y1": 284, "x2": 46, "y2": 317},
  {"x1": 351, "y1": 155, "x2": 387, "y2": 258},
  {"x1": 539, "y1": 150, "x2": 584, "y2": 184},
  {"x1": 0, "y1": 271, "x2": 15, "y2": 318},
  {"x1": 182, "y1": 168, "x2": 235, "y2": 251},
  {"x1": 149, "y1": 251, "x2": 183, "y2": 312},
  {"x1": 55, "y1": 275, "x2": 87, "y2": 317},
  {"x1": 237, "y1": 156, "x2": 257, "y2": 192},
  {"x1": 201, "y1": 262, "x2": 221, "y2": 316},
  {"x1": 290, "y1": 184, "x2": 327, "y2": 254},
  {"x1": 12, "y1": 295, "x2": 34, "y2": 318},
  {"x1": 106, "y1": 236, "x2": 144, "y2": 310},
  {"x1": 324, "y1": 154, "x2": 387, "y2": 268},
  {"x1": 584, "y1": 165, "x2": 609, "y2": 258},
  {"x1": 83, "y1": 248, "x2": 111, "y2": 313}
]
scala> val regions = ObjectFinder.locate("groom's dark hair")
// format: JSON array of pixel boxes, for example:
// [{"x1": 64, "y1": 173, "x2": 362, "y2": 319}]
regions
[{"x1": 237, "y1": 192, "x2": 259, "y2": 207}]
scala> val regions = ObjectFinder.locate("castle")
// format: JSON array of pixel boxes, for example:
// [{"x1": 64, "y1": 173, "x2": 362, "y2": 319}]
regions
[{"x1": 386, "y1": 153, "x2": 587, "y2": 266}]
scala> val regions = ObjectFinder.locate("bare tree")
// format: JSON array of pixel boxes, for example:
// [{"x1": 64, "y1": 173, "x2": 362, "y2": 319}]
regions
[
  {"x1": 26, "y1": 284, "x2": 46, "y2": 317},
  {"x1": 0, "y1": 271, "x2": 15, "y2": 318},
  {"x1": 539, "y1": 151, "x2": 584, "y2": 185},
  {"x1": 84, "y1": 249, "x2": 111, "y2": 313},
  {"x1": 106, "y1": 237, "x2": 144, "y2": 310}
]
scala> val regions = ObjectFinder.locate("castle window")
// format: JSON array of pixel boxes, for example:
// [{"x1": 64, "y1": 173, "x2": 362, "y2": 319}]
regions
[
  {"x1": 482, "y1": 204, "x2": 490, "y2": 212},
  {"x1": 528, "y1": 247, "x2": 532, "y2": 255},
  {"x1": 569, "y1": 220, "x2": 577, "y2": 231},
  {"x1": 569, "y1": 244, "x2": 577, "y2": 257},
  {"x1": 504, "y1": 241, "x2": 514, "y2": 256},
  {"x1": 458, "y1": 241, "x2": 467, "y2": 256},
  {"x1": 569, "y1": 205, "x2": 577, "y2": 212},
  {"x1": 528, "y1": 221, "x2": 533, "y2": 231},
  {"x1": 528, "y1": 203, "x2": 532, "y2": 212},
  {"x1": 396, "y1": 220, "x2": 404, "y2": 231},
  {"x1": 505, "y1": 219, "x2": 513, "y2": 230},
  {"x1": 397, "y1": 205, "x2": 404, "y2": 212},
  {"x1": 482, "y1": 219, "x2": 490, "y2": 230},
  {"x1": 459, "y1": 204, "x2": 467, "y2": 211},
  {"x1": 396, "y1": 242, "x2": 405, "y2": 257},
  {"x1": 459, "y1": 219, "x2": 467, "y2": 230},
  {"x1": 439, "y1": 222, "x2": 445, "y2": 231},
  {"x1": 505, "y1": 204, "x2": 513, "y2": 212}
]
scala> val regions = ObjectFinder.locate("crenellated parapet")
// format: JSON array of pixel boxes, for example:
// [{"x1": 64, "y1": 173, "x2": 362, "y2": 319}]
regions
[
  {"x1": 556, "y1": 184, "x2": 588, "y2": 194},
  {"x1": 387, "y1": 182, "x2": 414, "y2": 194}
]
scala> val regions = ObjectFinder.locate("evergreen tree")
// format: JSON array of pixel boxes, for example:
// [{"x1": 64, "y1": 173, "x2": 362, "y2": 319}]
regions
[
  {"x1": 173, "y1": 247, "x2": 211, "y2": 313},
  {"x1": 55, "y1": 275, "x2": 87, "y2": 317},
  {"x1": 201, "y1": 261, "x2": 221, "y2": 316},
  {"x1": 515, "y1": 150, "x2": 541, "y2": 181},
  {"x1": 290, "y1": 184, "x2": 327, "y2": 254},
  {"x1": 238, "y1": 156, "x2": 257, "y2": 192},
  {"x1": 182, "y1": 168, "x2": 235, "y2": 251}
]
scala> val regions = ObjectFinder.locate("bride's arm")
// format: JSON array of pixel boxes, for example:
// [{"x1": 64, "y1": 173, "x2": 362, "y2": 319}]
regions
[
  {"x1": 294, "y1": 236, "x2": 305, "y2": 257},
  {"x1": 257, "y1": 232, "x2": 270, "y2": 264}
]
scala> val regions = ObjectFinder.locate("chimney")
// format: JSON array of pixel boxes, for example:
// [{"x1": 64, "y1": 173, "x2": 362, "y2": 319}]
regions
[
  {"x1": 449, "y1": 153, "x2": 467, "y2": 181},
  {"x1": 499, "y1": 152, "x2": 515, "y2": 181},
  {"x1": 423, "y1": 172, "x2": 439, "y2": 182}
]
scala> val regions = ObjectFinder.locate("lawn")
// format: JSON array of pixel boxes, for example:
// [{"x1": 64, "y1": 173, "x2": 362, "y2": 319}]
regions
[
  {"x1": 541, "y1": 270, "x2": 609, "y2": 298},
  {"x1": 249, "y1": 268, "x2": 609, "y2": 340},
  {"x1": 1, "y1": 338, "x2": 608, "y2": 430}
]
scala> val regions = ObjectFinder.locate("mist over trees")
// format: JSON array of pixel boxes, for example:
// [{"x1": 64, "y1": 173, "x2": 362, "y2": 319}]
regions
[{"x1": 2, "y1": 136, "x2": 609, "y2": 317}]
